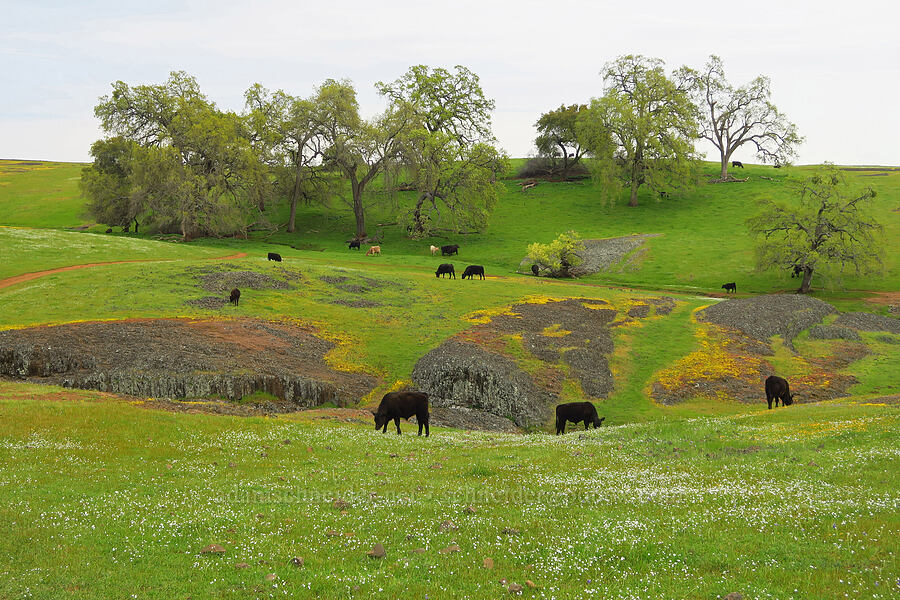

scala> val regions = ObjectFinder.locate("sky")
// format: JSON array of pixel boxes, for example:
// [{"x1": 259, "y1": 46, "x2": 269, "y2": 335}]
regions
[{"x1": 2, "y1": 0, "x2": 898, "y2": 165}]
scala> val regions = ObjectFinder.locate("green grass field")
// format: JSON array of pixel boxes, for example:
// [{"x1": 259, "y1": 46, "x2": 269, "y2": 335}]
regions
[{"x1": 0, "y1": 158, "x2": 897, "y2": 598}]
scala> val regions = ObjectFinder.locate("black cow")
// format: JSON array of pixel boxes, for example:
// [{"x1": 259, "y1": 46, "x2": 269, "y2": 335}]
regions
[
  {"x1": 435, "y1": 264, "x2": 455, "y2": 279},
  {"x1": 441, "y1": 244, "x2": 459, "y2": 256},
  {"x1": 461, "y1": 265, "x2": 485, "y2": 280},
  {"x1": 774, "y1": 163, "x2": 782, "y2": 169},
  {"x1": 556, "y1": 402, "x2": 605, "y2": 434},
  {"x1": 790, "y1": 264, "x2": 803, "y2": 278},
  {"x1": 374, "y1": 391, "x2": 430, "y2": 436},
  {"x1": 229, "y1": 288, "x2": 241, "y2": 306},
  {"x1": 765, "y1": 375, "x2": 794, "y2": 409},
  {"x1": 721, "y1": 282, "x2": 736, "y2": 293},
  {"x1": 349, "y1": 240, "x2": 361, "y2": 250},
  {"x1": 267, "y1": 252, "x2": 282, "y2": 262},
  {"x1": 105, "y1": 228, "x2": 113, "y2": 233},
  {"x1": 732, "y1": 161, "x2": 744, "y2": 168},
  {"x1": 531, "y1": 264, "x2": 540, "y2": 277}
]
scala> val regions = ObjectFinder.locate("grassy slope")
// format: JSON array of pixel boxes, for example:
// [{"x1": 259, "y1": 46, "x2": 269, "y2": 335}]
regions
[
  {"x1": 0, "y1": 383, "x2": 896, "y2": 600},
  {"x1": 0, "y1": 160, "x2": 86, "y2": 227}
]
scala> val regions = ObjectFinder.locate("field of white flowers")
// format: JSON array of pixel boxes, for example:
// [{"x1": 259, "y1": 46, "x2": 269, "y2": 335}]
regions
[{"x1": 0, "y1": 383, "x2": 896, "y2": 599}]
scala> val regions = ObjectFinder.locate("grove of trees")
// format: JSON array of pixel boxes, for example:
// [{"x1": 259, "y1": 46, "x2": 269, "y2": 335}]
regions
[{"x1": 83, "y1": 67, "x2": 506, "y2": 240}]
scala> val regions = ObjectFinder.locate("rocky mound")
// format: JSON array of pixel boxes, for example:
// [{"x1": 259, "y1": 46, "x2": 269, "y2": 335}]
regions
[
  {"x1": 809, "y1": 325, "x2": 861, "y2": 341},
  {"x1": 412, "y1": 339, "x2": 555, "y2": 428},
  {"x1": 699, "y1": 294, "x2": 836, "y2": 349},
  {"x1": 0, "y1": 318, "x2": 374, "y2": 406},
  {"x1": 412, "y1": 298, "x2": 623, "y2": 429},
  {"x1": 834, "y1": 312, "x2": 900, "y2": 334},
  {"x1": 517, "y1": 234, "x2": 659, "y2": 277}
]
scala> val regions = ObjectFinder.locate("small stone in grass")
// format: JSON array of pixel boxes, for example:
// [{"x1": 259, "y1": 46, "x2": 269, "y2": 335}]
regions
[
  {"x1": 723, "y1": 594, "x2": 743, "y2": 600},
  {"x1": 326, "y1": 530, "x2": 340, "y2": 537},
  {"x1": 431, "y1": 463, "x2": 442, "y2": 469},
  {"x1": 289, "y1": 556, "x2": 303, "y2": 567},
  {"x1": 283, "y1": 439, "x2": 291, "y2": 445},
  {"x1": 235, "y1": 562, "x2": 250, "y2": 569},
  {"x1": 367, "y1": 543, "x2": 386, "y2": 558},
  {"x1": 508, "y1": 583, "x2": 523, "y2": 594},
  {"x1": 412, "y1": 548, "x2": 426, "y2": 554},
  {"x1": 440, "y1": 520, "x2": 458, "y2": 531},
  {"x1": 265, "y1": 573, "x2": 277, "y2": 582},
  {"x1": 501, "y1": 527, "x2": 520, "y2": 536},
  {"x1": 483, "y1": 558, "x2": 494, "y2": 569},
  {"x1": 228, "y1": 462, "x2": 236, "y2": 468},
  {"x1": 525, "y1": 580, "x2": 536, "y2": 588},
  {"x1": 464, "y1": 505, "x2": 477, "y2": 514},
  {"x1": 333, "y1": 498, "x2": 350, "y2": 511},
  {"x1": 439, "y1": 545, "x2": 461, "y2": 554},
  {"x1": 200, "y1": 544, "x2": 226, "y2": 554}
]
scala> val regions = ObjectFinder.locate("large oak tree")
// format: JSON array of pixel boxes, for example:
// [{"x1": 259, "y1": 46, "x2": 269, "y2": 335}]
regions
[
  {"x1": 748, "y1": 165, "x2": 883, "y2": 293},
  {"x1": 681, "y1": 55, "x2": 803, "y2": 180},
  {"x1": 578, "y1": 55, "x2": 700, "y2": 207}
]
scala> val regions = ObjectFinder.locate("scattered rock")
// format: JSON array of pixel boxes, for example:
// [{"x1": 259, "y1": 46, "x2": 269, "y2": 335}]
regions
[
  {"x1": 265, "y1": 573, "x2": 277, "y2": 582},
  {"x1": 464, "y1": 505, "x2": 477, "y2": 514},
  {"x1": 525, "y1": 580, "x2": 536, "y2": 588},
  {"x1": 483, "y1": 558, "x2": 494, "y2": 569},
  {"x1": 325, "y1": 530, "x2": 341, "y2": 537},
  {"x1": 440, "y1": 520, "x2": 458, "y2": 531},
  {"x1": 412, "y1": 548, "x2": 427, "y2": 554},
  {"x1": 723, "y1": 594, "x2": 743, "y2": 600},
  {"x1": 508, "y1": 582, "x2": 523, "y2": 594},
  {"x1": 289, "y1": 556, "x2": 303, "y2": 567},
  {"x1": 501, "y1": 527, "x2": 520, "y2": 536},
  {"x1": 439, "y1": 545, "x2": 461, "y2": 554},
  {"x1": 367, "y1": 543, "x2": 386, "y2": 559},
  {"x1": 235, "y1": 562, "x2": 250, "y2": 569},
  {"x1": 332, "y1": 498, "x2": 350, "y2": 511},
  {"x1": 200, "y1": 544, "x2": 226, "y2": 554}
]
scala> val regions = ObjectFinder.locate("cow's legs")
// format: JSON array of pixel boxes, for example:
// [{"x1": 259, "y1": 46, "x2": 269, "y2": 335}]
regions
[
  {"x1": 767, "y1": 396, "x2": 773, "y2": 410},
  {"x1": 424, "y1": 420, "x2": 429, "y2": 437},
  {"x1": 556, "y1": 418, "x2": 564, "y2": 435},
  {"x1": 418, "y1": 420, "x2": 423, "y2": 436},
  {"x1": 394, "y1": 417, "x2": 402, "y2": 435},
  {"x1": 382, "y1": 422, "x2": 389, "y2": 433}
]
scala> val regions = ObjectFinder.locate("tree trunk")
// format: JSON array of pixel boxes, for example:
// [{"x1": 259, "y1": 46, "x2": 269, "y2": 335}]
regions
[
  {"x1": 411, "y1": 193, "x2": 427, "y2": 236},
  {"x1": 720, "y1": 153, "x2": 729, "y2": 179},
  {"x1": 351, "y1": 180, "x2": 366, "y2": 239},
  {"x1": 797, "y1": 267, "x2": 814, "y2": 294},
  {"x1": 287, "y1": 197, "x2": 298, "y2": 233},
  {"x1": 629, "y1": 179, "x2": 639, "y2": 207}
]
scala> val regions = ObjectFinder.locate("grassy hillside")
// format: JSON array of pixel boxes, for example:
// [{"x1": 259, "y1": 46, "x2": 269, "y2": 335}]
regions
[
  {"x1": 0, "y1": 160, "x2": 86, "y2": 228},
  {"x1": 1, "y1": 383, "x2": 896, "y2": 600}
]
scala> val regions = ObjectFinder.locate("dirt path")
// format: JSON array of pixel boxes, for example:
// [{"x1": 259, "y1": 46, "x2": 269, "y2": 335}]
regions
[{"x1": 0, "y1": 252, "x2": 248, "y2": 291}]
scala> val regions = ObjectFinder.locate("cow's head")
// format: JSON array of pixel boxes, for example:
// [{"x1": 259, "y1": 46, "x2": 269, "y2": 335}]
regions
[
  {"x1": 784, "y1": 393, "x2": 795, "y2": 406},
  {"x1": 373, "y1": 410, "x2": 388, "y2": 431},
  {"x1": 593, "y1": 416, "x2": 606, "y2": 429}
]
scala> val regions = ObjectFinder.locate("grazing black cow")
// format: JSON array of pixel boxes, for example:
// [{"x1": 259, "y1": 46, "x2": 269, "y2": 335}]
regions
[
  {"x1": 123, "y1": 224, "x2": 130, "y2": 233},
  {"x1": 790, "y1": 264, "x2": 803, "y2": 278},
  {"x1": 229, "y1": 288, "x2": 241, "y2": 306},
  {"x1": 435, "y1": 263, "x2": 455, "y2": 279},
  {"x1": 765, "y1": 375, "x2": 794, "y2": 409},
  {"x1": 721, "y1": 282, "x2": 737, "y2": 293},
  {"x1": 374, "y1": 391, "x2": 430, "y2": 436},
  {"x1": 267, "y1": 252, "x2": 282, "y2": 262},
  {"x1": 732, "y1": 161, "x2": 744, "y2": 168},
  {"x1": 774, "y1": 163, "x2": 782, "y2": 169},
  {"x1": 105, "y1": 228, "x2": 113, "y2": 233},
  {"x1": 349, "y1": 240, "x2": 361, "y2": 250},
  {"x1": 531, "y1": 264, "x2": 540, "y2": 277},
  {"x1": 461, "y1": 265, "x2": 485, "y2": 280},
  {"x1": 441, "y1": 244, "x2": 459, "y2": 256},
  {"x1": 555, "y1": 402, "x2": 605, "y2": 435}
]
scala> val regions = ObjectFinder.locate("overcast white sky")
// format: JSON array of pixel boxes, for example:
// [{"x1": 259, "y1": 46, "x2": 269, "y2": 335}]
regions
[{"x1": 2, "y1": 0, "x2": 898, "y2": 165}]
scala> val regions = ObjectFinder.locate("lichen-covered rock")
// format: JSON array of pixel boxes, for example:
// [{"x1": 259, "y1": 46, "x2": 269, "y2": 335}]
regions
[{"x1": 411, "y1": 339, "x2": 556, "y2": 428}]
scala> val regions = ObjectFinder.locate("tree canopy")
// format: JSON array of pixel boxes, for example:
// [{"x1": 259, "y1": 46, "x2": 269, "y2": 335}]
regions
[
  {"x1": 681, "y1": 55, "x2": 803, "y2": 180},
  {"x1": 533, "y1": 104, "x2": 588, "y2": 179},
  {"x1": 578, "y1": 55, "x2": 700, "y2": 206},
  {"x1": 378, "y1": 65, "x2": 506, "y2": 237},
  {"x1": 747, "y1": 165, "x2": 883, "y2": 293}
]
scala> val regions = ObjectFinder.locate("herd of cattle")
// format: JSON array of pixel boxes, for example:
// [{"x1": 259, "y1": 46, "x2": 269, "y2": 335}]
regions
[{"x1": 232, "y1": 245, "x2": 797, "y2": 436}]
